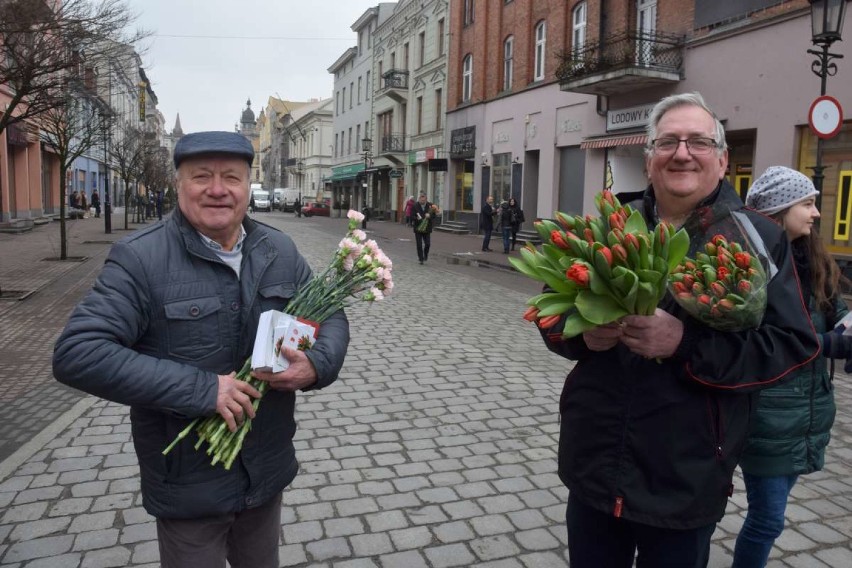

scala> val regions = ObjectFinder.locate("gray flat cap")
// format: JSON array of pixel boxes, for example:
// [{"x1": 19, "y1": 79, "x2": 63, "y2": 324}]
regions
[{"x1": 173, "y1": 131, "x2": 254, "y2": 168}]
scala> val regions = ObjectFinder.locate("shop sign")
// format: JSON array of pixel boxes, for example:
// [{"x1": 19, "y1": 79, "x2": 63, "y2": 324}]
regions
[
  {"x1": 450, "y1": 126, "x2": 476, "y2": 158},
  {"x1": 389, "y1": 169, "x2": 404, "y2": 178},
  {"x1": 408, "y1": 148, "x2": 436, "y2": 164},
  {"x1": 607, "y1": 103, "x2": 655, "y2": 132}
]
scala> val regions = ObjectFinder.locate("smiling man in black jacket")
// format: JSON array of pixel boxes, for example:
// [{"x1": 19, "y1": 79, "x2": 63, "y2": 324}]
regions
[
  {"x1": 540, "y1": 93, "x2": 819, "y2": 568},
  {"x1": 53, "y1": 132, "x2": 350, "y2": 568}
]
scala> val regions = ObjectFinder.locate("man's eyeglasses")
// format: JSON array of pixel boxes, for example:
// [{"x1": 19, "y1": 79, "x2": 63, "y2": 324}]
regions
[{"x1": 650, "y1": 137, "x2": 720, "y2": 155}]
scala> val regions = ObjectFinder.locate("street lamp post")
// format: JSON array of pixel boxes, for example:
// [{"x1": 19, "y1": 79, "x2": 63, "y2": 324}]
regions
[
  {"x1": 297, "y1": 160, "x2": 304, "y2": 217},
  {"x1": 101, "y1": 111, "x2": 112, "y2": 234},
  {"x1": 807, "y1": 0, "x2": 848, "y2": 212},
  {"x1": 361, "y1": 137, "x2": 373, "y2": 229}
]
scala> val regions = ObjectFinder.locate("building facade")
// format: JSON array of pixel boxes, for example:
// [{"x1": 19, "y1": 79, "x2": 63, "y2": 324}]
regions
[
  {"x1": 286, "y1": 98, "x2": 335, "y2": 204},
  {"x1": 556, "y1": 0, "x2": 852, "y2": 258},
  {"x1": 372, "y1": 0, "x2": 450, "y2": 221},
  {"x1": 445, "y1": 0, "x2": 597, "y2": 229},
  {"x1": 444, "y1": 0, "x2": 852, "y2": 256},
  {"x1": 329, "y1": 3, "x2": 396, "y2": 217}
]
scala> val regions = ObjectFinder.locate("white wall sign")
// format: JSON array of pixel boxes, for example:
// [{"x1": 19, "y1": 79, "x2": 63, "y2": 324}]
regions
[{"x1": 607, "y1": 103, "x2": 655, "y2": 132}]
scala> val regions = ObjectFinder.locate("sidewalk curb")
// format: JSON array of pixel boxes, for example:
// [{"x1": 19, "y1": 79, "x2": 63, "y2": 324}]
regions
[{"x1": 0, "y1": 395, "x2": 97, "y2": 483}]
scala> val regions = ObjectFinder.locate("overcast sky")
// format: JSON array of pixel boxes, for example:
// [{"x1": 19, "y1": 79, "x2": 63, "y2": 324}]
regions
[{"x1": 126, "y1": 0, "x2": 391, "y2": 133}]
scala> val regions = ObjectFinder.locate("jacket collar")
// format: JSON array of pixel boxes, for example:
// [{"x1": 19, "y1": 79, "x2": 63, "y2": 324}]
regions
[{"x1": 170, "y1": 206, "x2": 264, "y2": 260}]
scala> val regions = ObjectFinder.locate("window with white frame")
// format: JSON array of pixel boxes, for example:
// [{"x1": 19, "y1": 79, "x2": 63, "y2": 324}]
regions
[
  {"x1": 462, "y1": 54, "x2": 472, "y2": 102},
  {"x1": 534, "y1": 21, "x2": 546, "y2": 81},
  {"x1": 503, "y1": 36, "x2": 513, "y2": 91},
  {"x1": 572, "y1": 2, "x2": 587, "y2": 60}
]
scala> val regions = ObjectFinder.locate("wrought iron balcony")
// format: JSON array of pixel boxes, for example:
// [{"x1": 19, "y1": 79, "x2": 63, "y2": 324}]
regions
[
  {"x1": 380, "y1": 133, "x2": 405, "y2": 154},
  {"x1": 378, "y1": 69, "x2": 410, "y2": 103},
  {"x1": 557, "y1": 30, "x2": 685, "y2": 96}
]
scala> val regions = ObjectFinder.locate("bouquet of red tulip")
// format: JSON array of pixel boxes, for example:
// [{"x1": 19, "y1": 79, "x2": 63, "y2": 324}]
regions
[
  {"x1": 510, "y1": 190, "x2": 690, "y2": 337},
  {"x1": 668, "y1": 207, "x2": 773, "y2": 331}
]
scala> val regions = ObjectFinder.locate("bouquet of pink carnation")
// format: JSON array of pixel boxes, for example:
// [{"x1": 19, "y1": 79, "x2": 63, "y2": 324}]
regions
[{"x1": 163, "y1": 210, "x2": 393, "y2": 468}]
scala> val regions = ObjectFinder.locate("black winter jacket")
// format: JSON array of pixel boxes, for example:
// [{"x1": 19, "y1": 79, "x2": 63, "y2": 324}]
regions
[
  {"x1": 541, "y1": 181, "x2": 819, "y2": 529},
  {"x1": 53, "y1": 208, "x2": 350, "y2": 519}
]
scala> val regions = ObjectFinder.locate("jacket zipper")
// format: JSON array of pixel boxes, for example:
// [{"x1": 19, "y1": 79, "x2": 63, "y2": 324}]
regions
[{"x1": 706, "y1": 397, "x2": 724, "y2": 461}]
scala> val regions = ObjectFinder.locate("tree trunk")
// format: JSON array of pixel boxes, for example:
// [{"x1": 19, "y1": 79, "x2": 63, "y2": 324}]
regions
[
  {"x1": 59, "y1": 165, "x2": 68, "y2": 260},
  {"x1": 124, "y1": 183, "x2": 130, "y2": 230}
]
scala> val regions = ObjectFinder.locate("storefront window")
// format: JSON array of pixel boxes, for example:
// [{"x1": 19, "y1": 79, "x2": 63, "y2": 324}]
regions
[
  {"x1": 492, "y1": 153, "x2": 511, "y2": 202},
  {"x1": 455, "y1": 159, "x2": 474, "y2": 211}
]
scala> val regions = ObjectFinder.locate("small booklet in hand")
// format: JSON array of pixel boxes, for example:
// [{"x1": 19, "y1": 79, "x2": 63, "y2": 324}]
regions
[{"x1": 251, "y1": 310, "x2": 317, "y2": 372}]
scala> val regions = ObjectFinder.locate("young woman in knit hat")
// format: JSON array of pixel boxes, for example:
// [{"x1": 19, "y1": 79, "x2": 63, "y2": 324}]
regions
[{"x1": 734, "y1": 166, "x2": 851, "y2": 567}]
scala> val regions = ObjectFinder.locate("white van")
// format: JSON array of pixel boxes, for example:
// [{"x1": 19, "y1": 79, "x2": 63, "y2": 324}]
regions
[
  {"x1": 275, "y1": 188, "x2": 301, "y2": 212},
  {"x1": 251, "y1": 189, "x2": 271, "y2": 212}
]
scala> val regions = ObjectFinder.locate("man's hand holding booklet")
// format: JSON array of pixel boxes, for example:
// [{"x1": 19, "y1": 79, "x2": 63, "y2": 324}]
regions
[{"x1": 251, "y1": 310, "x2": 318, "y2": 373}]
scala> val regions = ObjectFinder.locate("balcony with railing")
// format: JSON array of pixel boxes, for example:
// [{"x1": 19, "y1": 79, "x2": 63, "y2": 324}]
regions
[
  {"x1": 378, "y1": 133, "x2": 406, "y2": 165},
  {"x1": 557, "y1": 30, "x2": 685, "y2": 96},
  {"x1": 377, "y1": 69, "x2": 410, "y2": 103}
]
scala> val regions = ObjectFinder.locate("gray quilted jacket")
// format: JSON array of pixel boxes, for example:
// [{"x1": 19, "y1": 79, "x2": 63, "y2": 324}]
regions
[{"x1": 53, "y1": 208, "x2": 349, "y2": 519}]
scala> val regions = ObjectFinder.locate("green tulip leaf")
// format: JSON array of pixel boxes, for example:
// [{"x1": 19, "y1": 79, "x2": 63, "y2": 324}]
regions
[
  {"x1": 635, "y1": 281, "x2": 659, "y2": 316},
  {"x1": 624, "y1": 209, "x2": 649, "y2": 235},
  {"x1": 667, "y1": 228, "x2": 690, "y2": 272},
  {"x1": 636, "y1": 269, "x2": 663, "y2": 284},
  {"x1": 562, "y1": 312, "x2": 599, "y2": 338},
  {"x1": 508, "y1": 257, "x2": 544, "y2": 281},
  {"x1": 541, "y1": 243, "x2": 571, "y2": 268},
  {"x1": 575, "y1": 290, "x2": 629, "y2": 325}
]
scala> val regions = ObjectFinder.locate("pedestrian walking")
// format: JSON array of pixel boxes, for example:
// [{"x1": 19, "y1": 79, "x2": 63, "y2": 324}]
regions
[
  {"x1": 508, "y1": 197, "x2": 525, "y2": 251},
  {"x1": 498, "y1": 200, "x2": 513, "y2": 253},
  {"x1": 537, "y1": 92, "x2": 819, "y2": 568},
  {"x1": 52, "y1": 131, "x2": 351, "y2": 568},
  {"x1": 80, "y1": 191, "x2": 88, "y2": 218},
  {"x1": 479, "y1": 195, "x2": 496, "y2": 251},
  {"x1": 404, "y1": 195, "x2": 414, "y2": 226},
  {"x1": 91, "y1": 189, "x2": 101, "y2": 218},
  {"x1": 412, "y1": 193, "x2": 435, "y2": 264},
  {"x1": 156, "y1": 190, "x2": 163, "y2": 220},
  {"x1": 293, "y1": 197, "x2": 301, "y2": 218},
  {"x1": 732, "y1": 166, "x2": 852, "y2": 568}
]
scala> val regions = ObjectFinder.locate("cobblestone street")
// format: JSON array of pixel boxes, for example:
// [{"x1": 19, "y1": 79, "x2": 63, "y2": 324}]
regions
[{"x1": 1, "y1": 213, "x2": 851, "y2": 567}]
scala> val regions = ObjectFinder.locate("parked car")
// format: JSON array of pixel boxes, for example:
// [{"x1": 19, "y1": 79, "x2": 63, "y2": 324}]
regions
[
  {"x1": 301, "y1": 201, "x2": 330, "y2": 217},
  {"x1": 251, "y1": 189, "x2": 271, "y2": 212}
]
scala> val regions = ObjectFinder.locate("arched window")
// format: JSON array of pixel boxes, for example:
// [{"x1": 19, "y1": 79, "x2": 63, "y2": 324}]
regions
[
  {"x1": 503, "y1": 36, "x2": 514, "y2": 91},
  {"x1": 572, "y1": 2, "x2": 587, "y2": 60},
  {"x1": 462, "y1": 54, "x2": 473, "y2": 102},
  {"x1": 534, "y1": 21, "x2": 546, "y2": 81}
]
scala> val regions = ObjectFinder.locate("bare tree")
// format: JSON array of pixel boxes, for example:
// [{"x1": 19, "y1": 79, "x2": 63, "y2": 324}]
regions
[
  {"x1": 109, "y1": 124, "x2": 146, "y2": 230},
  {"x1": 139, "y1": 136, "x2": 173, "y2": 213},
  {"x1": 0, "y1": 0, "x2": 146, "y2": 137},
  {"x1": 39, "y1": 76, "x2": 110, "y2": 259}
]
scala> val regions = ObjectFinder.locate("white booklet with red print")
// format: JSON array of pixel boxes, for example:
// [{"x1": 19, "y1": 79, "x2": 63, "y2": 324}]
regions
[{"x1": 251, "y1": 310, "x2": 317, "y2": 372}]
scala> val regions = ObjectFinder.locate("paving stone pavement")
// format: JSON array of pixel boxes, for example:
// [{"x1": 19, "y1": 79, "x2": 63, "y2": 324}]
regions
[{"x1": 1, "y1": 212, "x2": 851, "y2": 567}]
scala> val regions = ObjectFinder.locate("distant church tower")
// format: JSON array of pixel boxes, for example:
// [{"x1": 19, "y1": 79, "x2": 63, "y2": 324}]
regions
[
  {"x1": 239, "y1": 98, "x2": 260, "y2": 182},
  {"x1": 172, "y1": 113, "x2": 184, "y2": 139}
]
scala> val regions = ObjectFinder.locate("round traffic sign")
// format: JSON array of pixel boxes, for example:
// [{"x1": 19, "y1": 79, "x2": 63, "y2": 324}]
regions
[{"x1": 808, "y1": 95, "x2": 843, "y2": 139}]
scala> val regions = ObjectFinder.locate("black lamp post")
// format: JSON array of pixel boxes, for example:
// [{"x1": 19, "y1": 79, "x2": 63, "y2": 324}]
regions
[
  {"x1": 296, "y1": 160, "x2": 304, "y2": 217},
  {"x1": 361, "y1": 137, "x2": 373, "y2": 229},
  {"x1": 101, "y1": 110, "x2": 112, "y2": 234},
  {"x1": 808, "y1": 0, "x2": 848, "y2": 212}
]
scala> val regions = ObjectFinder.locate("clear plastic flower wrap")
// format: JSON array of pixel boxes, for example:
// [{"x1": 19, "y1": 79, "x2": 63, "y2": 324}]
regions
[{"x1": 668, "y1": 204, "x2": 777, "y2": 332}]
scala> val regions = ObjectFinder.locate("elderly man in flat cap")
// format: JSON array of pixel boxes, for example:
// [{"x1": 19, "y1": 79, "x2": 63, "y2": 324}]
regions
[{"x1": 53, "y1": 131, "x2": 350, "y2": 567}]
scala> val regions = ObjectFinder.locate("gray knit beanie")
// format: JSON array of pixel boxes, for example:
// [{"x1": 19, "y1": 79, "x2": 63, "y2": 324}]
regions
[{"x1": 745, "y1": 166, "x2": 818, "y2": 215}]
